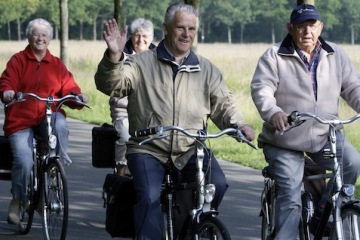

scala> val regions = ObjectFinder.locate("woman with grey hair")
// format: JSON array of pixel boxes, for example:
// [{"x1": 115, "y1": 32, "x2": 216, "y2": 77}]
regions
[
  {"x1": 110, "y1": 18, "x2": 156, "y2": 176},
  {"x1": 26, "y1": 18, "x2": 54, "y2": 40},
  {"x1": 0, "y1": 18, "x2": 88, "y2": 225}
]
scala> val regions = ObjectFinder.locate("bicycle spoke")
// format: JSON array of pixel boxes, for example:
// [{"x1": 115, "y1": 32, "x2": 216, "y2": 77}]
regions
[{"x1": 42, "y1": 160, "x2": 68, "y2": 240}]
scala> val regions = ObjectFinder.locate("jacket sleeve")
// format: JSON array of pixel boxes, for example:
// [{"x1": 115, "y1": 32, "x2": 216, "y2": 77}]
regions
[
  {"x1": 336, "y1": 45, "x2": 360, "y2": 112},
  {"x1": 0, "y1": 55, "x2": 21, "y2": 97},
  {"x1": 94, "y1": 50, "x2": 127, "y2": 97},
  {"x1": 208, "y1": 64, "x2": 248, "y2": 129},
  {"x1": 251, "y1": 48, "x2": 283, "y2": 122}
]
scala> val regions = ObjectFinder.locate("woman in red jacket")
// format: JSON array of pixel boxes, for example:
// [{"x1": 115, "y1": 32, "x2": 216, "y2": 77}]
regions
[{"x1": 0, "y1": 18, "x2": 88, "y2": 225}]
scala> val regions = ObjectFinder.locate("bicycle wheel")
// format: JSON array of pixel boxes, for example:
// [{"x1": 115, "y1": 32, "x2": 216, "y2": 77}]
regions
[
  {"x1": 328, "y1": 203, "x2": 360, "y2": 239},
  {"x1": 194, "y1": 215, "x2": 231, "y2": 240},
  {"x1": 41, "y1": 158, "x2": 68, "y2": 240},
  {"x1": 19, "y1": 170, "x2": 36, "y2": 234}
]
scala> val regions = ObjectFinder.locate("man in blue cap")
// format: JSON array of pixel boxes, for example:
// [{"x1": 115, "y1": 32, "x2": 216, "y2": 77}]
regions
[{"x1": 251, "y1": 3, "x2": 360, "y2": 239}]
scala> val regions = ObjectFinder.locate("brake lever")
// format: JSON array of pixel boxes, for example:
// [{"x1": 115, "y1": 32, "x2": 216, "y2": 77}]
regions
[
  {"x1": 4, "y1": 93, "x2": 26, "y2": 108},
  {"x1": 235, "y1": 130, "x2": 257, "y2": 149},
  {"x1": 280, "y1": 119, "x2": 306, "y2": 135}
]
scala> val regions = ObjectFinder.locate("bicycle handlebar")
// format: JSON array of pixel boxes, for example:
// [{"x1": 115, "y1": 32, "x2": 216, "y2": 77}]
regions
[
  {"x1": 135, "y1": 125, "x2": 257, "y2": 149},
  {"x1": 5, "y1": 92, "x2": 90, "y2": 109},
  {"x1": 288, "y1": 111, "x2": 360, "y2": 127}
]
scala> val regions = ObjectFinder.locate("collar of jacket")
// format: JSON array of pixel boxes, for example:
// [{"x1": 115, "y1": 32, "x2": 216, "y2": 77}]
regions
[
  {"x1": 123, "y1": 39, "x2": 156, "y2": 55},
  {"x1": 24, "y1": 44, "x2": 51, "y2": 62},
  {"x1": 156, "y1": 40, "x2": 201, "y2": 73},
  {"x1": 278, "y1": 34, "x2": 334, "y2": 55}
]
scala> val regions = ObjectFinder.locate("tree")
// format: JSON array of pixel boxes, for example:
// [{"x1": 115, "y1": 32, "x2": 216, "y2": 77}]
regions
[
  {"x1": 256, "y1": 0, "x2": 289, "y2": 44},
  {"x1": 0, "y1": 0, "x2": 17, "y2": 40},
  {"x1": 230, "y1": 0, "x2": 255, "y2": 43},
  {"x1": 35, "y1": 0, "x2": 60, "y2": 39},
  {"x1": 123, "y1": 0, "x2": 170, "y2": 40},
  {"x1": 59, "y1": 0, "x2": 69, "y2": 66},
  {"x1": 68, "y1": 0, "x2": 92, "y2": 40},
  {"x1": 87, "y1": 0, "x2": 112, "y2": 40},
  {"x1": 341, "y1": 0, "x2": 360, "y2": 44},
  {"x1": 0, "y1": 0, "x2": 40, "y2": 40}
]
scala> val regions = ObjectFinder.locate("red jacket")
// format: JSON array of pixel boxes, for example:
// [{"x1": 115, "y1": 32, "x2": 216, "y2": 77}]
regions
[{"x1": 0, "y1": 45, "x2": 82, "y2": 136}]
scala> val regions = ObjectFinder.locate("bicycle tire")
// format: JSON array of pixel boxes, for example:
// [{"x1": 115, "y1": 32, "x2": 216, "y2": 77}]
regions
[
  {"x1": 18, "y1": 170, "x2": 35, "y2": 234},
  {"x1": 193, "y1": 214, "x2": 231, "y2": 240},
  {"x1": 260, "y1": 180, "x2": 311, "y2": 240},
  {"x1": 328, "y1": 203, "x2": 360, "y2": 239},
  {"x1": 261, "y1": 200, "x2": 276, "y2": 240},
  {"x1": 261, "y1": 179, "x2": 277, "y2": 240},
  {"x1": 41, "y1": 158, "x2": 68, "y2": 240}
]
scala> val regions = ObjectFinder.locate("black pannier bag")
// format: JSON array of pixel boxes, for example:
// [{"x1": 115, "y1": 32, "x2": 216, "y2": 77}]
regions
[
  {"x1": 102, "y1": 173, "x2": 136, "y2": 238},
  {"x1": 92, "y1": 123, "x2": 119, "y2": 168},
  {"x1": 0, "y1": 135, "x2": 13, "y2": 180}
]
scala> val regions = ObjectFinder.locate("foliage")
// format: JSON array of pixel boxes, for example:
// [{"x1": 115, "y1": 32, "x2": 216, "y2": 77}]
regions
[
  {"x1": 0, "y1": 0, "x2": 360, "y2": 44},
  {"x1": 34, "y1": 0, "x2": 60, "y2": 30},
  {"x1": 122, "y1": 0, "x2": 171, "y2": 39}
]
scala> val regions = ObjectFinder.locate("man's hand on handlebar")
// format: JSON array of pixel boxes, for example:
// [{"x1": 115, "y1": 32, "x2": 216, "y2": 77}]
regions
[
  {"x1": 270, "y1": 111, "x2": 288, "y2": 133},
  {"x1": 238, "y1": 125, "x2": 255, "y2": 142}
]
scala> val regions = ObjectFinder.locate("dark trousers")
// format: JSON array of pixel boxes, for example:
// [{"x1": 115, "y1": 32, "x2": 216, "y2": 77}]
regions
[{"x1": 127, "y1": 151, "x2": 229, "y2": 240}]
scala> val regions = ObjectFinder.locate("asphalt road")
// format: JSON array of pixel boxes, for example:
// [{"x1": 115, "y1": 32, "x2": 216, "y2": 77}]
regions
[{"x1": 0, "y1": 104, "x2": 264, "y2": 240}]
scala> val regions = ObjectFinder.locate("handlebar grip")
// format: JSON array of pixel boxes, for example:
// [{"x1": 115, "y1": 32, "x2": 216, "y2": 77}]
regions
[
  {"x1": 288, "y1": 111, "x2": 298, "y2": 125},
  {"x1": 135, "y1": 127, "x2": 158, "y2": 137}
]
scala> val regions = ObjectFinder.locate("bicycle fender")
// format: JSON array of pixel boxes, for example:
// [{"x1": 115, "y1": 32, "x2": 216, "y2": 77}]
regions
[{"x1": 341, "y1": 199, "x2": 360, "y2": 209}]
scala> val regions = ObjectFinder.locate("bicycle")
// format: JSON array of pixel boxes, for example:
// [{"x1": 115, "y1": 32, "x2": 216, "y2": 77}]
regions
[
  {"x1": 3, "y1": 92, "x2": 89, "y2": 240},
  {"x1": 260, "y1": 111, "x2": 360, "y2": 240},
  {"x1": 135, "y1": 125, "x2": 257, "y2": 239}
]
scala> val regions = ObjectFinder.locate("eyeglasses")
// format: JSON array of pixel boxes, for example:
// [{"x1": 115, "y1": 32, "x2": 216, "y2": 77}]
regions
[
  {"x1": 294, "y1": 22, "x2": 322, "y2": 31},
  {"x1": 133, "y1": 34, "x2": 152, "y2": 40},
  {"x1": 31, "y1": 33, "x2": 49, "y2": 39}
]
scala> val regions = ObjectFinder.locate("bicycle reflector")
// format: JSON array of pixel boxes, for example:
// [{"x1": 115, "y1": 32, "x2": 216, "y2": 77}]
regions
[{"x1": 204, "y1": 184, "x2": 216, "y2": 203}]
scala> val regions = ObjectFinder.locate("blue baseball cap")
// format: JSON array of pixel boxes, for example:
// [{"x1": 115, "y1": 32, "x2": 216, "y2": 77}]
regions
[{"x1": 290, "y1": 4, "x2": 321, "y2": 24}]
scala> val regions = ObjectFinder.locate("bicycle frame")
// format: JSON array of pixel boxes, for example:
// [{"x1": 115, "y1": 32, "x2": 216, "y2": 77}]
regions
[
  {"x1": 136, "y1": 125, "x2": 256, "y2": 239},
  {"x1": 289, "y1": 111, "x2": 360, "y2": 239},
  {"x1": 5, "y1": 92, "x2": 89, "y2": 239}
]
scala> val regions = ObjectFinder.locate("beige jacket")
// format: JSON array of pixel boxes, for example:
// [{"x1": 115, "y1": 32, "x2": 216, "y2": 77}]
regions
[
  {"x1": 95, "y1": 40, "x2": 248, "y2": 169},
  {"x1": 251, "y1": 35, "x2": 360, "y2": 153}
]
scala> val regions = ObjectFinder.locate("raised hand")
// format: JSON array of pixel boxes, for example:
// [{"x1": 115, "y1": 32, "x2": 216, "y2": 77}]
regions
[{"x1": 103, "y1": 18, "x2": 128, "y2": 62}]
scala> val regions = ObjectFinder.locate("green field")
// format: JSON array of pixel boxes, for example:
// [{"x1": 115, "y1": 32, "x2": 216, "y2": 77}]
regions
[{"x1": 2, "y1": 40, "x2": 360, "y2": 179}]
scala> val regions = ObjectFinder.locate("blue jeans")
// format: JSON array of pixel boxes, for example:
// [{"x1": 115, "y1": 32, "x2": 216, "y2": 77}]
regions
[
  {"x1": 8, "y1": 112, "x2": 71, "y2": 203},
  {"x1": 127, "y1": 151, "x2": 229, "y2": 240}
]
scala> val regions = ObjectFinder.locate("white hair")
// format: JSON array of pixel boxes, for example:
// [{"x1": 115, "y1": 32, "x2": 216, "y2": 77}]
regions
[
  {"x1": 26, "y1": 18, "x2": 53, "y2": 39},
  {"x1": 130, "y1": 18, "x2": 154, "y2": 36}
]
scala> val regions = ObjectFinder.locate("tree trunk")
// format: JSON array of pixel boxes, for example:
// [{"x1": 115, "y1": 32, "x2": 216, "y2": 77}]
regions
[
  {"x1": 271, "y1": 22, "x2": 275, "y2": 44},
  {"x1": 17, "y1": 18, "x2": 21, "y2": 41},
  {"x1": 227, "y1": 26, "x2": 232, "y2": 44},
  {"x1": 79, "y1": 22, "x2": 83, "y2": 40},
  {"x1": 114, "y1": 0, "x2": 123, "y2": 27},
  {"x1": 7, "y1": 21, "x2": 11, "y2": 40},
  {"x1": 93, "y1": 16, "x2": 97, "y2": 41},
  {"x1": 59, "y1": 0, "x2": 69, "y2": 66},
  {"x1": 54, "y1": 25, "x2": 58, "y2": 40},
  {"x1": 240, "y1": 23, "x2": 244, "y2": 43},
  {"x1": 351, "y1": 25, "x2": 355, "y2": 45},
  {"x1": 200, "y1": 25, "x2": 205, "y2": 43}
]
